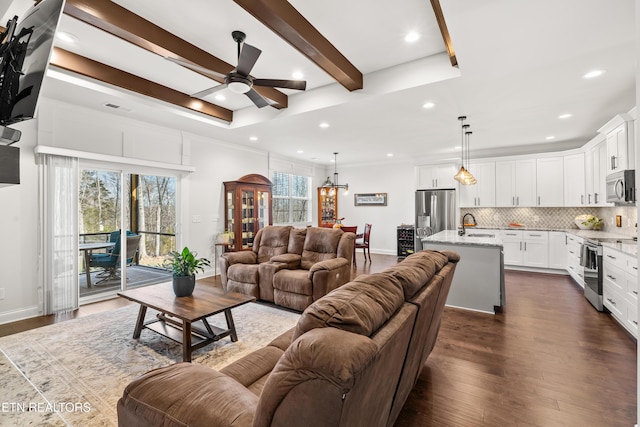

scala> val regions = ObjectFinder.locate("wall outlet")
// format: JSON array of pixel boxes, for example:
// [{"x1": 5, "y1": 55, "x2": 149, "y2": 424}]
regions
[
  {"x1": 192, "y1": 215, "x2": 201, "y2": 223},
  {"x1": 0, "y1": 288, "x2": 5, "y2": 300}
]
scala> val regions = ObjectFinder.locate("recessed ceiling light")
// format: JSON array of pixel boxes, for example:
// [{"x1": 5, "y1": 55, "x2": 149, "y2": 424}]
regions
[
  {"x1": 56, "y1": 32, "x2": 78, "y2": 43},
  {"x1": 422, "y1": 102, "x2": 435, "y2": 109},
  {"x1": 249, "y1": 136, "x2": 258, "y2": 141},
  {"x1": 558, "y1": 113, "x2": 572, "y2": 119},
  {"x1": 387, "y1": 153, "x2": 393, "y2": 157},
  {"x1": 546, "y1": 136, "x2": 556, "y2": 140},
  {"x1": 319, "y1": 122, "x2": 330, "y2": 128},
  {"x1": 404, "y1": 32, "x2": 420, "y2": 43},
  {"x1": 583, "y1": 70, "x2": 605, "y2": 79},
  {"x1": 292, "y1": 71, "x2": 304, "y2": 80},
  {"x1": 215, "y1": 94, "x2": 226, "y2": 101},
  {"x1": 297, "y1": 150, "x2": 304, "y2": 154}
]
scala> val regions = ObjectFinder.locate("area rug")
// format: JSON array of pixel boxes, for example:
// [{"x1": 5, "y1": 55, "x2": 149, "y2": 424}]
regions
[{"x1": 0, "y1": 302, "x2": 300, "y2": 426}]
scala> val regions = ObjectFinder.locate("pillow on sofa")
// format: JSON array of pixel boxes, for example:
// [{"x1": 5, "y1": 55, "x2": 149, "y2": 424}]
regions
[
  {"x1": 292, "y1": 272, "x2": 404, "y2": 341},
  {"x1": 300, "y1": 227, "x2": 342, "y2": 270}
]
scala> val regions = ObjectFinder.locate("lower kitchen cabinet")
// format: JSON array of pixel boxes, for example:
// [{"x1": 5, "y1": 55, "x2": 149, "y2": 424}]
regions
[
  {"x1": 501, "y1": 230, "x2": 549, "y2": 268},
  {"x1": 565, "y1": 234, "x2": 584, "y2": 287},
  {"x1": 603, "y1": 246, "x2": 638, "y2": 337},
  {"x1": 548, "y1": 231, "x2": 567, "y2": 269}
]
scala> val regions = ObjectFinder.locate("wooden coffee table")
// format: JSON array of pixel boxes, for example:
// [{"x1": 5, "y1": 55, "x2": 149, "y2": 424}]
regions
[{"x1": 118, "y1": 282, "x2": 255, "y2": 362}]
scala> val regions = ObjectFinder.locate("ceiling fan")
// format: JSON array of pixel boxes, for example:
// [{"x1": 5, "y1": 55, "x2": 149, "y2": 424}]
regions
[{"x1": 167, "y1": 31, "x2": 306, "y2": 108}]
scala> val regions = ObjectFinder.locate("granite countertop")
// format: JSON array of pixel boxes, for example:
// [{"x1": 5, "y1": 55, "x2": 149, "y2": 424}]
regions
[
  {"x1": 422, "y1": 230, "x2": 502, "y2": 248},
  {"x1": 601, "y1": 241, "x2": 638, "y2": 257}
]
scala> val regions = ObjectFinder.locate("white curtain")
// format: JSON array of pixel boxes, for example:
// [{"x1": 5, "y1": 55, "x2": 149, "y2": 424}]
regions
[{"x1": 38, "y1": 154, "x2": 79, "y2": 314}]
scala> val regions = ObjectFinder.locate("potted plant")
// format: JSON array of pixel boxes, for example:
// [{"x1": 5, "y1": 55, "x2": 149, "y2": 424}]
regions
[{"x1": 165, "y1": 246, "x2": 210, "y2": 297}]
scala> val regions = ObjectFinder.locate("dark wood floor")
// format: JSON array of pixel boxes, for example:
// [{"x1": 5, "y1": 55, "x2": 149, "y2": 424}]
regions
[{"x1": 0, "y1": 254, "x2": 636, "y2": 426}]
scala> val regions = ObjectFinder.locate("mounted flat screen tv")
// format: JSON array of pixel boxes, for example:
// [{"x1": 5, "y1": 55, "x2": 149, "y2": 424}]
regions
[{"x1": 0, "y1": 0, "x2": 64, "y2": 128}]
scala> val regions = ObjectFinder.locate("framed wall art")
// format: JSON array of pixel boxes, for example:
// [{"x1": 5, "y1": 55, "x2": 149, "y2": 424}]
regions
[{"x1": 354, "y1": 193, "x2": 387, "y2": 206}]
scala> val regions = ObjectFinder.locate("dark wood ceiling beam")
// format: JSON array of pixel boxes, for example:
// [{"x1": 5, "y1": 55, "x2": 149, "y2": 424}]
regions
[
  {"x1": 233, "y1": 0, "x2": 363, "y2": 92},
  {"x1": 63, "y1": 0, "x2": 288, "y2": 109},
  {"x1": 430, "y1": 0, "x2": 458, "y2": 68},
  {"x1": 50, "y1": 47, "x2": 233, "y2": 123}
]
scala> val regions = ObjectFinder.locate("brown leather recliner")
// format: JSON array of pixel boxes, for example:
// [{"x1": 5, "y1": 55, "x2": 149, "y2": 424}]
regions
[{"x1": 220, "y1": 226, "x2": 355, "y2": 311}]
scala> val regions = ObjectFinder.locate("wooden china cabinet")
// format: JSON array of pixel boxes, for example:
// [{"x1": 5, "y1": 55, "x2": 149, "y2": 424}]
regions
[
  {"x1": 317, "y1": 187, "x2": 338, "y2": 227},
  {"x1": 224, "y1": 174, "x2": 272, "y2": 251}
]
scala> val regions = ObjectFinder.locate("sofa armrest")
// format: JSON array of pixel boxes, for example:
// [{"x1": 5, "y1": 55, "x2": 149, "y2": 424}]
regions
[
  {"x1": 222, "y1": 251, "x2": 258, "y2": 265},
  {"x1": 117, "y1": 363, "x2": 257, "y2": 427},
  {"x1": 308, "y1": 257, "x2": 349, "y2": 276},
  {"x1": 270, "y1": 253, "x2": 302, "y2": 269}
]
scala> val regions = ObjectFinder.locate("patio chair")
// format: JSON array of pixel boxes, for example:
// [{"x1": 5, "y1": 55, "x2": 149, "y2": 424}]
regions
[{"x1": 89, "y1": 235, "x2": 141, "y2": 285}]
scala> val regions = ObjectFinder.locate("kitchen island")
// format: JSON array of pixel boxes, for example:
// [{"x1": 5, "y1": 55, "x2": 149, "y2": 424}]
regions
[{"x1": 422, "y1": 230, "x2": 504, "y2": 314}]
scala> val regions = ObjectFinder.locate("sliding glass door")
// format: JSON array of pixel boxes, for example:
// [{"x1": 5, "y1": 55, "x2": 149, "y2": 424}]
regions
[{"x1": 78, "y1": 164, "x2": 176, "y2": 302}]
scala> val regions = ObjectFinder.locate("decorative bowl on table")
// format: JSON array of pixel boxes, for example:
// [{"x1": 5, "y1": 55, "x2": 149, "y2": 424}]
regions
[{"x1": 575, "y1": 214, "x2": 602, "y2": 230}]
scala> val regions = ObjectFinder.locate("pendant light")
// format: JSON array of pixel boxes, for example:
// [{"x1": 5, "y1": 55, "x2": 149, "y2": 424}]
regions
[
  {"x1": 321, "y1": 152, "x2": 349, "y2": 196},
  {"x1": 454, "y1": 116, "x2": 476, "y2": 185}
]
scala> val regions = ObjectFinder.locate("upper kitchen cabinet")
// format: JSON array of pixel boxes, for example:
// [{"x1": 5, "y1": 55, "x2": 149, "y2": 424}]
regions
[
  {"x1": 536, "y1": 157, "x2": 564, "y2": 206},
  {"x1": 495, "y1": 159, "x2": 536, "y2": 206},
  {"x1": 563, "y1": 153, "x2": 585, "y2": 206},
  {"x1": 417, "y1": 163, "x2": 458, "y2": 189},
  {"x1": 585, "y1": 137, "x2": 609, "y2": 206},
  {"x1": 599, "y1": 115, "x2": 635, "y2": 175},
  {"x1": 459, "y1": 162, "x2": 496, "y2": 207}
]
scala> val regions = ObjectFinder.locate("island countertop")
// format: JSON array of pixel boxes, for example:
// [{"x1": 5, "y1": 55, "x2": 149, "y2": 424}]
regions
[{"x1": 422, "y1": 229, "x2": 503, "y2": 248}]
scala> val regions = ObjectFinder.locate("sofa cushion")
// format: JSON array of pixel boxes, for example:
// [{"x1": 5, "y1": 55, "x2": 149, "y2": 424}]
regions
[
  {"x1": 273, "y1": 269, "x2": 312, "y2": 295},
  {"x1": 292, "y1": 272, "x2": 404, "y2": 341},
  {"x1": 287, "y1": 227, "x2": 307, "y2": 255},
  {"x1": 383, "y1": 250, "x2": 448, "y2": 300},
  {"x1": 256, "y1": 226, "x2": 292, "y2": 263},
  {"x1": 227, "y1": 264, "x2": 260, "y2": 284},
  {"x1": 300, "y1": 227, "x2": 342, "y2": 270}
]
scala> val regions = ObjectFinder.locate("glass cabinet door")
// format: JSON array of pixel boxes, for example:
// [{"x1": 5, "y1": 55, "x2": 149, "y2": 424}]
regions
[
  {"x1": 257, "y1": 190, "x2": 269, "y2": 230},
  {"x1": 226, "y1": 190, "x2": 235, "y2": 248},
  {"x1": 241, "y1": 189, "x2": 256, "y2": 249}
]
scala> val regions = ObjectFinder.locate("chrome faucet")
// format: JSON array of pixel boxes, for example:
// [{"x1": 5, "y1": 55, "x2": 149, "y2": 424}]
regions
[{"x1": 459, "y1": 213, "x2": 477, "y2": 236}]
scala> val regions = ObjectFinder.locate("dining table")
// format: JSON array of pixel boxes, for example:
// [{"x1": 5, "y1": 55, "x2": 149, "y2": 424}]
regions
[{"x1": 79, "y1": 241, "x2": 115, "y2": 288}]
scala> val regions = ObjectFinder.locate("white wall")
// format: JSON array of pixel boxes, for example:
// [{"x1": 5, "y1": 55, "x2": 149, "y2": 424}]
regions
[{"x1": 338, "y1": 161, "x2": 415, "y2": 255}]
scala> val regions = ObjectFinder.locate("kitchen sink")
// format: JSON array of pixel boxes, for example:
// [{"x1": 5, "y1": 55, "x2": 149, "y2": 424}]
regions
[{"x1": 466, "y1": 233, "x2": 495, "y2": 238}]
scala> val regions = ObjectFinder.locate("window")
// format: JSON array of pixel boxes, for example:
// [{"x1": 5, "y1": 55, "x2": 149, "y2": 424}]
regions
[{"x1": 271, "y1": 171, "x2": 311, "y2": 224}]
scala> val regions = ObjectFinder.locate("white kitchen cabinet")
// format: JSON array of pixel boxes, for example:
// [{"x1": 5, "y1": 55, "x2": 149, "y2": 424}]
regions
[
  {"x1": 603, "y1": 246, "x2": 638, "y2": 337},
  {"x1": 565, "y1": 234, "x2": 584, "y2": 287},
  {"x1": 495, "y1": 159, "x2": 536, "y2": 206},
  {"x1": 459, "y1": 161, "x2": 496, "y2": 207},
  {"x1": 501, "y1": 230, "x2": 523, "y2": 265},
  {"x1": 417, "y1": 163, "x2": 458, "y2": 189},
  {"x1": 585, "y1": 141, "x2": 608, "y2": 206},
  {"x1": 606, "y1": 123, "x2": 631, "y2": 175},
  {"x1": 501, "y1": 230, "x2": 549, "y2": 268},
  {"x1": 563, "y1": 153, "x2": 585, "y2": 206},
  {"x1": 536, "y1": 157, "x2": 564, "y2": 206},
  {"x1": 548, "y1": 231, "x2": 567, "y2": 270}
]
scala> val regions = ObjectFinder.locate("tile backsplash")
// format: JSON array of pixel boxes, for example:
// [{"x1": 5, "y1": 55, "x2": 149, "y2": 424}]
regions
[{"x1": 461, "y1": 206, "x2": 638, "y2": 236}]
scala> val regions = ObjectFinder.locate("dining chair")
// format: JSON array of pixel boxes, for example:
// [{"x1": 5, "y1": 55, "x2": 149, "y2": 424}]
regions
[
  {"x1": 340, "y1": 226, "x2": 358, "y2": 265},
  {"x1": 90, "y1": 235, "x2": 141, "y2": 285},
  {"x1": 355, "y1": 223, "x2": 372, "y2": 263}
]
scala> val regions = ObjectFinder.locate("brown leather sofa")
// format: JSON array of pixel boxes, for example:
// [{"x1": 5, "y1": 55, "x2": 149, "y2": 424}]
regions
[
  {"x1": 219, "y1": 226, "x2": 355, "y2": 311},
  {"x1": 117, "y1": 249, "x2": 460, "y2": 427}
]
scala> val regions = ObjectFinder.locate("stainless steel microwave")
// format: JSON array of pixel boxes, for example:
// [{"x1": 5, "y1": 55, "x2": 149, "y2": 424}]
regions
[{"x1": 606, "y1": 169, "x2": 635, "y2": 204}]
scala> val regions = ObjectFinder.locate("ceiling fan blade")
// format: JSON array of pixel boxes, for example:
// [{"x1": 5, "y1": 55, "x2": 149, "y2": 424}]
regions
[
  {"x1": 236, "y1": 43, "x2": 261, "y2": 76},
  {"x1": 166, "y1": 57, "x2": 227, "y2": 80},
  {"x1": 245, "y1": 88, "x2": 270, "y2": 108},
  {"x1": 191, "y1": 84, "x2": 227, "y2": 99},
  {"x1": 253, "y1": 79, "x2": 306, "y2": 91}
]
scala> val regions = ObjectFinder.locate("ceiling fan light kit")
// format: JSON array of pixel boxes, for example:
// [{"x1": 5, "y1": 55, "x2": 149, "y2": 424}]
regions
[
  {"x1": 454, "y1": 116, "x2": 477, "y2": 185},
  {"x1": 168, "y1": 30, "x2": 306, "y2": 108}
]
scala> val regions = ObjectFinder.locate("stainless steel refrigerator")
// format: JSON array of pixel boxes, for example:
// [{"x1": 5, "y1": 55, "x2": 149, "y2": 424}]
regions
[{"x1": 415, "y1": 189, "x2": 456, "y2": 251}]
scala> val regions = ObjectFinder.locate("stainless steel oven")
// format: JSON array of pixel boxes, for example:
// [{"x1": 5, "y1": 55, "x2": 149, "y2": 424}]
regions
[{"x1": 580, "y1": 239, "x2": 603, "y2": 311}]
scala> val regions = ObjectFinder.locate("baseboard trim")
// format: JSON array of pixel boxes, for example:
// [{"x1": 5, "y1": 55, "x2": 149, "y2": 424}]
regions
[{"x1": 0, "y1": 306, "x2": 41, "y2": 325}]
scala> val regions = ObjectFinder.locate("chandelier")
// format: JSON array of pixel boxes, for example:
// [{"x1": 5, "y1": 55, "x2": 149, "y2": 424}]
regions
[
  {"x1": 453, "y1": 115, "x2": 477, "y2": 185},
  {"x1": 321, "y1": 152, "x2": 349, "y2": 196}
]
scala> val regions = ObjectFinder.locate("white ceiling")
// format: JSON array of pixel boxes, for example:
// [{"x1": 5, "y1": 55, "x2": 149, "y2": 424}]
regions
[{"x1": 2, "y1": 0, "x2": 636, "y2": 166}]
